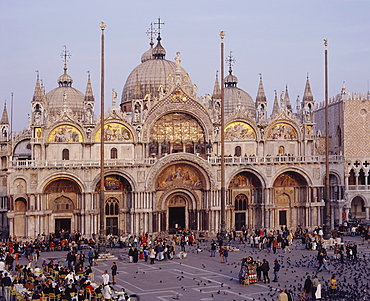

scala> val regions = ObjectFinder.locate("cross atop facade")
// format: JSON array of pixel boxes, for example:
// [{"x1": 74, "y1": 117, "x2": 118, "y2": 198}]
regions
[
  {"x1": 146, "y1": 22, "x2": 158, "y2": 45},
  {"x1": 60, "y1": 45, "x2": 71, "y2": 71},
  {"x1": 226, "y1": 51, "x2": 236, "y2": 74},
  {"x1": 154, "y1": 17, "x2": 165, "y2": 34}
]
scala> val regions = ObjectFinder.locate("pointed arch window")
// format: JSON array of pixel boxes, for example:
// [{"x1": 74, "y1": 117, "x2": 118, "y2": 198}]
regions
[
  {"x1": 62, "y1": 149, "x2": 69, "y2": 160},
  {"x1": 235, "y1": 194, "x2": 247, "y2": 211},
  {"x1": 359, "y1": 168, "x2": 366, "y2": 186},
  {"x1": 111, "y1": 148, "x2": 118, "y2": 159},
  {"x1": 105, "y1": 197, "x2": 119, "y2": 215},
  {"x1": 235, "y1": 146, "x2": 241, "y2": 157},
  {"x1": 348, "y1": 169, "x2": 356, "y2": 186}
]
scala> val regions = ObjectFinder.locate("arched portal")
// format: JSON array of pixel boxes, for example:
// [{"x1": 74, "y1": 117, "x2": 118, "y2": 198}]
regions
[
  {"x1": 95, "y1": 174, "x2": 133, "y2": 235},
  {"x1": 44, "y1": 178, "x2": 81, "y2": 237},
  {"x1": 228, "y1": 171, "x2": 263, "y2": 230},
  {"x1": 350, "y1": 196, "x2": 365, "y2": 219},
  {"x1": 273, "y1": 171, "x2": 308, "y2": 229},
  {"x1": 167, "y1": 193, "x2": 189, "y2": 232}
]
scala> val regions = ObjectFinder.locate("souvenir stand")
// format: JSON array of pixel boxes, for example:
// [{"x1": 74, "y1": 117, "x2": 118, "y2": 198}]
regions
[{"x1": 239, "y1": 256, "x2": 258, "y2": 285}]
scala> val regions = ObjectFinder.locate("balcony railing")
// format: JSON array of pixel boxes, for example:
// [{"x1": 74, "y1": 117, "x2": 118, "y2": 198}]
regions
[{"x1": 10, "y1": 154, "x2": 344, "y2": 169}]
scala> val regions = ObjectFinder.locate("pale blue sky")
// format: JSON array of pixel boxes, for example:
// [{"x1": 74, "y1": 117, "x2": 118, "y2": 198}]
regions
[{"x1": 1, "y1": 0, "x2": 370, "y2": 132}]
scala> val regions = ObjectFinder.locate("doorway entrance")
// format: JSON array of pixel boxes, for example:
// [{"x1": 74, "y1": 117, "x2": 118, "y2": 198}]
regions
[
  {"x1": 235, "y1": 213, "x2": 245, "y2": 230},
  {"x1": 55, "y1": 218, "x2": 71, "y2": 235},
  {"x1": 169, "y1": 207, "x2": 185, "y2": 230}
]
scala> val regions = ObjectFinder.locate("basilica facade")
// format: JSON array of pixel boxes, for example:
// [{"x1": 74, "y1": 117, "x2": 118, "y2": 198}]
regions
[{"x1": 0, "y1": 30, "x2": 349, "y2": 239}]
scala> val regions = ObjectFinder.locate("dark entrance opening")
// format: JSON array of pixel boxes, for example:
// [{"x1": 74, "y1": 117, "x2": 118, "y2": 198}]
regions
[
  {"x1": 279, "y1": 210, "x2": 287, "y2": 226},
  {"x1": 106, "y1": 217, "x2": 118, "y2": 236},
  {"x1": 169, "y1": 207, "x2": 185, "y2": 233},
  {"x1": 235, "y1": 213, "x2": 245, "y2": 230},
  {"x1": 55, "y1": 218, "x2": 71, "y2": 237}
]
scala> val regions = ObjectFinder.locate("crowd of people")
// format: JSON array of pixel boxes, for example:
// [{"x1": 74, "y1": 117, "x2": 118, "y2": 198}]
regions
[{"x1": 0, "y1": 222, "x2": 366, "y2": 301}]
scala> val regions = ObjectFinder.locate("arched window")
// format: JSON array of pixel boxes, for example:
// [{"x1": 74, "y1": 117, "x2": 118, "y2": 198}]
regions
[
  {"x1": 111, "y1": 148, "x2": 118, "y2": 159},
  {"x1": 336, "y1": 126, "x2": 342, "y2": 147},
  {"x1": 235, "y1": 194, "x2": 247, "y2": 210},
  {"x1": 348, "y1": 169, "x2": 356, "y2": 186},
  {"x1": 62, "y1": 149, "x2": 69, "y2": 160},
  {"x1": 235, "y1": 146, "x2": 241, "y2": 157},
  {"x1": 359, "y1": 169, "x2": 366, "y2": 185},
  {"x1": 105, "y1": 197, "x2": 119, "y2": 236},
  {"x1": 278, "y1": 146, "x2": 285, "y2": 155},
  {"x1": 105, "y1": 197, "x2": 119, "y2": 215}
]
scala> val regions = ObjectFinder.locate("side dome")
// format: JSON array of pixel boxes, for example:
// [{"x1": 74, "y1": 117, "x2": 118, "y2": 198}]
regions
[
  {"x1": 225, "y1": 87, "x2": 255, "y2": 117},
  {"x1": 46, "y1": 68, "x2": 85, "y2": 119},
  {"x1": 120, "y1": 34, "x2": 192, "y2": 112}
]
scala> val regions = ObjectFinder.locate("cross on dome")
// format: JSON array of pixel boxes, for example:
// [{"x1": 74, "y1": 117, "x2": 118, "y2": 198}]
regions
[
  {"x1": 61, "y1": 45, "x2": 71, "y2": 72},
  {"x1": 154, "y1": 17, "x2": 165, "y2": 35},
  {"x1": 146, "y1": 22, "x2": 158, "y2": 46},
  {"x1": 226, "y1": 51, "x2": 236, "y2": 74}
]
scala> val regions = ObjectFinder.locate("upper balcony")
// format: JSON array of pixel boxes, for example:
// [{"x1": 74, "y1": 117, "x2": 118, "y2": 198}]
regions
[{"x1": 9, "y1": 154, "x2": 344, "y2": 169}]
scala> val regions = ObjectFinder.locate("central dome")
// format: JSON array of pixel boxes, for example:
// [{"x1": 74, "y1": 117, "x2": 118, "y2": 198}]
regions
[
  {"x1": 120, "y1": 34, "x2": 191, "y2": 112},
  {"x1": 46, "y1": 67, "x2": 85, "y2": 119}
]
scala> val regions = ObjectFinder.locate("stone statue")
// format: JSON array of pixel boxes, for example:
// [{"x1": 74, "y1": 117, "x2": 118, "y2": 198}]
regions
[
  {"x1": 195, "y1": 139, "x2": 201, "y2": 153},
  {"x1": 149, "y1": 140, "x2": 157, "y2": 154},
  {"x1": 112, "y1": 89, "x2": 117, "y2": 107},
  {"x1": 175, "y1": 52, "x2": 181, "y2": 66},
  {"x1": 161, "y1": 140, "x2": 168, "y2": 153}
]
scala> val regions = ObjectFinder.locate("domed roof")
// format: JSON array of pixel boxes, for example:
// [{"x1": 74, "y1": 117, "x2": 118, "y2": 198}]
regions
[
  {"x1": 57, "y1": 70, "x2": 73, "y2": 87},
  {"x1": 141, "y1": 46, "x2": 154, "y2": 63},
  {"x1": 121, "y1": 34, "x2": 191, "y2": 107},
  {"x1": 224, "y1": 86, "x2": 255, "y2": 117},
  {"x1": 225, "y1": 73, "x2": 238, "y2": 85},
  {"x1": 46, "y1": 68, "x2": 85, "y2": 118}
]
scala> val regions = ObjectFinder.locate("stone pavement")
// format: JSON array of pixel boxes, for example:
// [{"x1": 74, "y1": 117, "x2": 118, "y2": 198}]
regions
[{"x1": 16, "y1": 235, "x2": 370, "y2": 301}]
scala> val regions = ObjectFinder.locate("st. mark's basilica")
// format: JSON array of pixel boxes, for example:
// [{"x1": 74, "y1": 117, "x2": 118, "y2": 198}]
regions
[{"x1": 0, "y1": 23, "x2": 369, "y2": 239}]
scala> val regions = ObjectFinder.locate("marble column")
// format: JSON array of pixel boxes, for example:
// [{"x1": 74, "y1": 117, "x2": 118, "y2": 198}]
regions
[{"x1": 338, "y1": 206, "x2": 343, "y2": 225}]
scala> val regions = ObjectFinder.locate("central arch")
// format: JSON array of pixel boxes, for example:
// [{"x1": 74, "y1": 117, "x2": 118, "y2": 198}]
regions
[
  {"x1": 228, "y1": 171, "x2": 263, "y2": 230},
  {"x1": 166, "y1": 192, "x2": 192, "y2": 232},
  {"x1": 273, "y1": 171, "x2": 309, "y2": 229}
]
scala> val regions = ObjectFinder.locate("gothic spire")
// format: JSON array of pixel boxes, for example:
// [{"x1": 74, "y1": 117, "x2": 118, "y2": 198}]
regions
[
  {"x1": 33, "y1": 70, "x2": 44, "y2": 102},
  {"x1": 212, "y1": 71, "x2": 221, "y2": 99},
  {"x1": 272, "y1": 90, "x2": 280, "y2": 116},
  {"x1": 302, "y1": 74, "x2": 313, "y2": 104},
  {"x1": 84, "y1": 71, "x2": 94, "y2": 102},
  {"x1": 0, "y1": 102, "x2": 9, "y2": 125},
  {"x1": 256, "y1": 73, "x2": 266, "y2": 103},
  {"x1": 284, "y1": 85, "x2": 292, "y2": 112}
]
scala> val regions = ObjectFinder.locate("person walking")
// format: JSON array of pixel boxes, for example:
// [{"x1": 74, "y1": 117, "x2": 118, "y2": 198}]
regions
[
  {"x1": 272, "y1": 259, "x2": 280, "y2": 282},
  {"x1": 311, "y1": 275, "x2": 319, "y2": 301},
  {"x1": 261, "y1": 259, "x2": 270, "y2": 284},
  {"x1": 1, "y1": 272, "x2": 12, "y2": 301},
  {"x1": 303, "y1": 275, "x2": 312, "y2": 301},
  {"x1": 210, "y1": 240, "x2": 216, "y2": 257},
  {"x1": 149, "y1": 247, "x2": 156, "y2": 264},
  {"x1": 329, "y1": 274, "x2": 337, "y2": 295},
  {"x1": 111, "y1": 262, "x2": 117, "y2": 285},
  {"x1": 223, "y1": 247, "x2": 229, "y2": 264}
]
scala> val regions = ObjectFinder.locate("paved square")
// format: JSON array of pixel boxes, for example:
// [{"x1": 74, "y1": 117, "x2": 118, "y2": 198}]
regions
[{"x1": 17, "y1": 235, "x2": 370, "y2": 301}]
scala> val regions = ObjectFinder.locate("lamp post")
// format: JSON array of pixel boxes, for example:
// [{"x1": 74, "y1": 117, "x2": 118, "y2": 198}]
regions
[
  {"x1": 323, "y1": 39, "x2": 331, "y2": 239},
  {"x1": 98, "y1": 21, "x2": 106, "y2": 254},
  {"x1": 220, "y1": 31, "x2": 226, "y2": 238}
]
